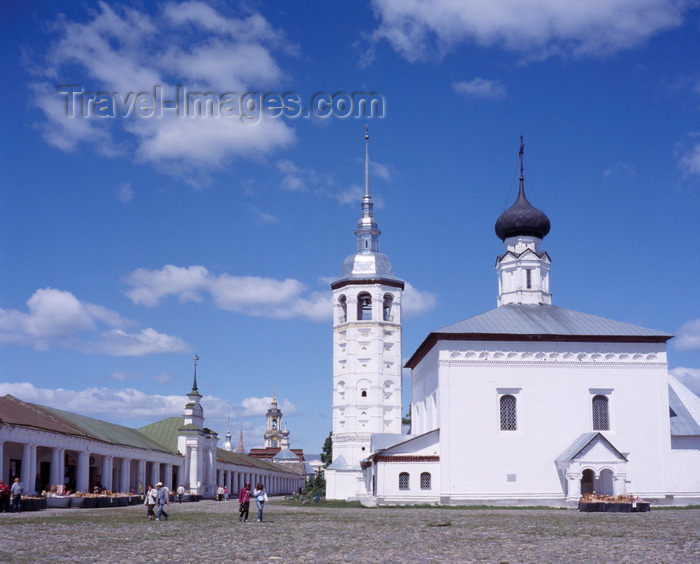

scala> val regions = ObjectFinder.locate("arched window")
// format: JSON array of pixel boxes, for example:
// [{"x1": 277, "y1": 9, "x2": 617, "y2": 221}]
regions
[
  {"x1": 500, "y1": 395, "x2": 517, "y2": 430},
  {"x1": 383, "y1": 293, "x2": 393, "y2": 321},
  {"x1": 399, "y1": 472, "x2": 409, "y2": 490},
  {"x1": 592, "y1": 395, "x2": 609, "y2": 430},
  {"x1": 338, "y1": 295, "x2": 347, "y2": 323},
  {"x1": 357, "y1": 292, "x2": 372, "y2": 321},
  {"x1": 420, "y1": 472, "x2": 431, "y2": 490}
]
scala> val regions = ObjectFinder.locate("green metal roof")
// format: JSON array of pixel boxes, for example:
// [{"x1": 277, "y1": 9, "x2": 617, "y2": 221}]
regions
[
  {"x1": 39, "y1": 405, "x2": 175, "y2": 454},
  {"x1": 139, "y1": 417, "x2": 184, "y2": 453}
]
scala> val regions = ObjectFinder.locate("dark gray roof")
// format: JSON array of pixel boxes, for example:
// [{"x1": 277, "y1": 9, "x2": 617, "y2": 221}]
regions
[
  {"x1": 556, "y1": 432, "x2": 627, "y2": 463},
  {"x1": 669, "y1": 377, "x2": 700, "y2": 436},
  {"x1": 495, "y1": 181, "x2": 550, "y2": 240},
  {"x1": 407, "y1": 304, "x2": 672, "y2": 368}
]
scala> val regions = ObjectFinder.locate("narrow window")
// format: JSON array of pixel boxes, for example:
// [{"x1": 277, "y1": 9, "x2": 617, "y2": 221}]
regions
[
  {"x1": 592, "y1": 395, "x2": 609, "y2": 430},
  {"x1": 338, "y1": 295, "x2": 347, "y2": 323},
  {"x1": 420, "y1": 472, "x2": 431, "y2": 490},
  {"x1": 383, "y1": 293, "x2": 393, "y2": 321},
  {"x1": 357, "y1": 292, "x2": 372, "y2": 321},
  {"x1": 500, "y1": 395, "x2": 517, "y2": 431},
  {"x1": 526, "y1": 269, "x2": 532, "y2": 289},
  {"x1": 361, "y1": 390, "x2": 367, "y2": 398},
  {"x1": 399, "y1": 472, "x2": 409, "y2": 490}
]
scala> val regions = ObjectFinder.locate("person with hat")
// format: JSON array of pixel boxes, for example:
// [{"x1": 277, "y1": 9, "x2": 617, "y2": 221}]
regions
[{"x1": 155, "y1": 482, "x2": 169, "y2": 521}]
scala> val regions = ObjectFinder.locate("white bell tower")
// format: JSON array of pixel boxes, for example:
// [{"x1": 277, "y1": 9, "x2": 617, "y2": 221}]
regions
[{"x1": 326, "y1": 128, "x2": 404, "y2": 500}]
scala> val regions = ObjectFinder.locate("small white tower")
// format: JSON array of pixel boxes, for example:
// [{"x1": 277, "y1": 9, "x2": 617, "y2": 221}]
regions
[
  {"x1": 326, "y1": 127, "x2": 404, "y2": 500},
  {"x1": 495, "y1": 137, "x2": 552, "y2": 306}
]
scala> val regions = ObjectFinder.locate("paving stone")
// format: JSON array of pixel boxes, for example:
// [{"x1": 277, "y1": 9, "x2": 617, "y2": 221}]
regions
[{"x1": 1, "y1": 499, "x2": 698, "y2": 563}]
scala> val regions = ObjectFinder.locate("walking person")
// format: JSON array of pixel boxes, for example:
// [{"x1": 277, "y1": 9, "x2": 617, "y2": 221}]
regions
[
  {"x1": 238, "y1": 481, "x2": 251, "y2": 522},
  {"x1": 253, "y1": 482, "x2": 268, "y2": 522},
  {"x1": 144, "y1": 484, "x2": 157, "y2": 520},
  {"x1": 0, "y1": 480, "x2": 10, "y2": 512},
  {"x1": 176, "y1": 484, "x2": 185, "y2": 504},
  {"x1": 10, "y1": 478, "x2": 24, "y2": 513},
  {"x1": 155, "y1": 482, "x2": 169, "y2": 521}
]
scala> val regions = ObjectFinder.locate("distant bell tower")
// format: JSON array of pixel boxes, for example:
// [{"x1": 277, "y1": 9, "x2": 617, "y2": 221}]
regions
[
  {"x1": 326, "y1": 127, "x2": 404, "y2": 500},
  {"x1": 264, "y1": 392, "x2": 286, "y2": 448},
  {"x1": 494, "y1": 137, "x2": 552, "y2": 306}
]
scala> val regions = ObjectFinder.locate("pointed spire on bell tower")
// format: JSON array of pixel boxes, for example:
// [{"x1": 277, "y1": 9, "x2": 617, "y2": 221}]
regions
[
  {"x1": 191, "y1": 354, "x2": 200, "y2": 395},
  {"x1": 236, "y1": 428, "x2": 245, "y2": 453},
  {"x1": 355, "y1": 124, "x2": 381, "y2": 254}
]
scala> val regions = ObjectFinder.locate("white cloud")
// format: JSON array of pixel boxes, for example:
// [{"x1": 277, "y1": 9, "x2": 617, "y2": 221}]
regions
[
  {"x1": 125, "y1": 264, "x2": 332, "y2": 321},
  {"x1": 453, "y1": 78, "x2": 507, "y2": 100},
  {"x1": 675, "y1": 318, "x2": 700, "y2": 351},
  {"x1": 0, "y1": 288, "x2": 189, "y2": 356},
  {"x1": 370, "y1": 0, "x2": 689, "y2": 61},
  {"x1": 680, "y1": 143, "x2": 700, "y2": 177},
  {"x1": 117, "y1": 182, "x2": 134, "y2": 203},
  {"x1": 669, "y1": 367, "x2": 700, "y2": 395},
  {"x1": 31, "y1": 2, "x2": 296, "y2": 174},
  {"x1": 240, "y1": 396, "x2": 299, "y2": 417},
  {"x1": 246, "y1": 204, "x2": 278, "y2": 225},
  {"x1": 125, "y1": 265, "x2": 437, "y2": 322},
  {"x1": 402, "y1": 281, "x2": 438, "y2": 317},
  {"x1": 0, "y1": 382, "x2": 300, "y2": 444},
  {"x1": 276, "y1": 159, "x2": 315, "y2": 191}
]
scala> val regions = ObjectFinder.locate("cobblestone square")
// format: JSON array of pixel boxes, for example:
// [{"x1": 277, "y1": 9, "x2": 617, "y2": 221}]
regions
[{"x1": 1, "y1": 500, "x2": 699, "y2": 563}]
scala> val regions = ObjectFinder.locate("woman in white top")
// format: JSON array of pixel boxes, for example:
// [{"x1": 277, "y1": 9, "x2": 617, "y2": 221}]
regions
[{"x1": 253, "y1": 483, "x2": 267, "y2": 522}]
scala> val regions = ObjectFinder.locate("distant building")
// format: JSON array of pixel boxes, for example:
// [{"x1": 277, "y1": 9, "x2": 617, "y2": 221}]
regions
[
  {"x1": 325, "y1": 135, "x2": 700, "y2": 506},
  {"x1": 0, "y1": 367, "x2": 302, "y2": 497}
]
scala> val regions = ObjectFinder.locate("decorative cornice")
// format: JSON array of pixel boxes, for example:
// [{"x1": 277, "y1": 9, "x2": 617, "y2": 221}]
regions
[
  {"x1": 374, "y1": 455, "x2": 440, "y2": 463},
  {"x1": 438, "y1": 349, "x2": 665, "y2": 366}
]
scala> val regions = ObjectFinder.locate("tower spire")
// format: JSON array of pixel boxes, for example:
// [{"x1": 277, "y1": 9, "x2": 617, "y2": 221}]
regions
[
  {"x1": 192, "y1": 354, "x2": 199, "y2": 392},
  {"x1": 355, "y1": 125, "x2": 381, "y2": 254}
]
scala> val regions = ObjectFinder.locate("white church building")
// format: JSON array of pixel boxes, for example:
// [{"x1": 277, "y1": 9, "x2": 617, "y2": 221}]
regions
[{"x1": 325, "y1": 135, "x2": 700, "y2": 507}]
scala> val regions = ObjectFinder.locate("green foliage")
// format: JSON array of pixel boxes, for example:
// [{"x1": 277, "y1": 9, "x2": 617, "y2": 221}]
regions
[
  {"x1": 320, "y1": 431, "x2": 333, "y2": 467},
  {"x1": 402, "y1": 405, "x2": 412, "y2": 425},
  {"x1": 302, "y1": 469, "x2": 326, "y2": 498}
]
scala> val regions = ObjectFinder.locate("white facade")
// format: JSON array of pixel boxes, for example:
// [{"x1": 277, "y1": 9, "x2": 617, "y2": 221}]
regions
[
  {"x1": 1, "y1": 377, "x2": 303, "y2": 498},
  {"x1": 332, "y1": 142, "x2": 700, "y2": 506}
]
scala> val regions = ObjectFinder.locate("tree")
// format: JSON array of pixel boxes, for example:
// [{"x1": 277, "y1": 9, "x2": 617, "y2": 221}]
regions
[
  {"x1": 321, "y1": 431, "x2": 333, "y2": 467},
  {"x1": 402, "y1": 405, "x2": 412, "y2": 426}
]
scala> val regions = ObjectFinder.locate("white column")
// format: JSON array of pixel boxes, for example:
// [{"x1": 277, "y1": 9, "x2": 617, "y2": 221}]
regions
[
  {"x1": 120, "y1": 458, "x2": 130, "y2": 493},
  {"x1": 566, "y1": 472, "x2": 582, "y2": 502},
  {"x1": 76, "y1": 451, "x2": 89, "y2": 493},
  {"x1": 101, "y1": 455, "x2": 113, "y2": 491},
  {"x1": 189, "y1": 446, "x2": 199, "y2": 492},
  {"x1": 21, "y1": 443, "x2": 33, "y2": 493},
  {"x1": 164, "y1": 463, "x2": 173, "y2": 489},
  {"x1": 50, "y1": 447, "x2": 64, "y2": 487},
  {"x1": 613, "y1": 473, "x2": 627, "y2": 497},
  {"x1": 151, "y1": 462, "x2": 160, "y2": 486},
  {"x1": 0, "y1": 442, "x2": 4, "y2": 486},
  {"x1": 137, "y1": 460, "x2": 146, "y2": 493}
]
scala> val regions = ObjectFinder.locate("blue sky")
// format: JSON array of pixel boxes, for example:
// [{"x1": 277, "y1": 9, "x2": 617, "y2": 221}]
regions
[{"x1": 1, "y1": 0, "x2": 699, "y2": 454}]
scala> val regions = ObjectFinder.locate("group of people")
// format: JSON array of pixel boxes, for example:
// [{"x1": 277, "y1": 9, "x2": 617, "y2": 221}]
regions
[
  {"x1": 0, "y1": 478, "x2": 24, "y2": 513},
  {"x1": 140, "y1": 480, "x2": 268, "y2": 522},
  {"x1": 143, "y1": 482, "x2": 170, "y2": 521},
  {"x1": 216, "y1": 485, "x2": 230, "y2": 501},
  {"x1": 237, "y1": 481, "x2": 267, "y2": 522}
]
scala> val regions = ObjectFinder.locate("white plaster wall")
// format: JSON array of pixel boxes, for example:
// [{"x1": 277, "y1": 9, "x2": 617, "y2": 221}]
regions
[
  {"x1": 429, "y1": 339, "x2": 673, "y2": 503},
  {"x1": 375, "y1": 461, "x2": 440, "y2": 504}
]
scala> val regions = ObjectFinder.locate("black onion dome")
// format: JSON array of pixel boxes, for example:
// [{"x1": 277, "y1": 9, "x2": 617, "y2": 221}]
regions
[{"x1": 495, "y1": 183, "x2": 551, "y2": 241}]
